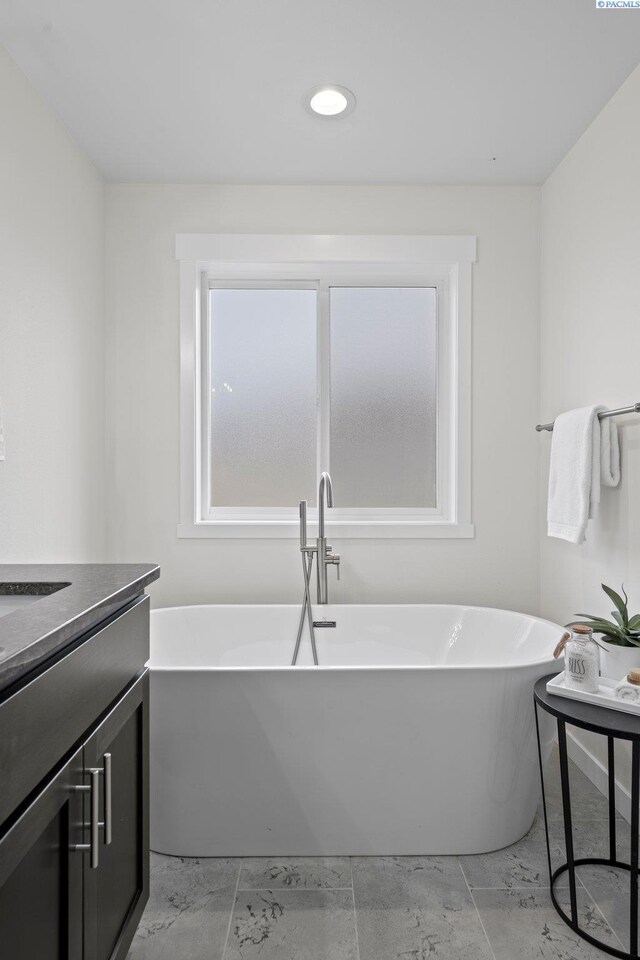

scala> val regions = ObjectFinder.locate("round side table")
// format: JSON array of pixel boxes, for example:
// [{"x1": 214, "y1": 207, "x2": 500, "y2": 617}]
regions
[{"x1": 535, "y1": 674, "x2": 640, "y2": 959}]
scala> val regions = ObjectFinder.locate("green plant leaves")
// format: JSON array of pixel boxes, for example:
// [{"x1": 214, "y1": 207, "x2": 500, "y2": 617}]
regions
[
  {"x1": 573, "y1": 616, "x2": 626, "y2": 643},
  {"x1": 573, "y1": 584, "x2": 639, "y2": 647},
  {"x1": 602, "y1": 583, "x2": 629, "y2": 628}
]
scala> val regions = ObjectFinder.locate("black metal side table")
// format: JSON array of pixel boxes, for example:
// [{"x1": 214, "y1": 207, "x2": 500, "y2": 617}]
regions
[{"x1": 535, "y1": 674, "x2": 640, "y2": 959}]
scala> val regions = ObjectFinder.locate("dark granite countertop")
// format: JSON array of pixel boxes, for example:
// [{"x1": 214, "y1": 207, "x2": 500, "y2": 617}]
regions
[{"x1": 0, "y1": 564, "x2": 160, "y2": 694}]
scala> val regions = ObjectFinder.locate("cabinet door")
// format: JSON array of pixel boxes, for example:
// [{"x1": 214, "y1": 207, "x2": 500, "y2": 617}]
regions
[
  {"x1": 83, "y1": 671, "x2": 149, "y2": 960},
  {"x1": 0, "y1": 744, "x2": 84, "y2": 960}
]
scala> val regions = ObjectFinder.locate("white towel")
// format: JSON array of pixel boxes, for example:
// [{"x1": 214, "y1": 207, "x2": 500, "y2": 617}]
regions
[
  {"x1": 547, "y1": 405, "x2": 620, "y2": 544},
  {"x1": 615, "y1": 682, "x2": 640, "y2": 703}
]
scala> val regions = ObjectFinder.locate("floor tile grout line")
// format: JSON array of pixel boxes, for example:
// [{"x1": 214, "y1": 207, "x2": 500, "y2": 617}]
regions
[
  {"x1": 235, "y1": 886, "x2": 355, "y2": 892},
  {"x1": 547, "y1": 818, "x2": 627, "y2": 824},
  {"x1": 464, "y1": 884, "x2": 580, "y2": 891},
  {"x1": 459, "y1": 860, "x2": 497, "y2": 960},
  {"x1": 574, "y1": 875, "x2": 626, "y2": 951},
  {"x1": 465, "y1": 868, "x2": 625, "y2": 952},
  {"x1": 350, "y1": 858, "x2": 362, "y2": 960},
  {"x1": 463, "y1": 840, "x2": 569, "y2": 893},
  {"x1": 220, "y1": 860, "x2": 243, "y2": 960}
]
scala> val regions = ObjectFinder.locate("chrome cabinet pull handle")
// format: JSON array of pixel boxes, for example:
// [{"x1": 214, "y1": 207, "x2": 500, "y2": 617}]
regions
[
  {"x1": 73, "y1": 768, "x2": 100, "y2": 868},
  {"x1": 103, "y1": 753, "x2": 112, "y2": 845},
  {"x1": 88, "y1": 768, "x2": 100, "y2": 868}
]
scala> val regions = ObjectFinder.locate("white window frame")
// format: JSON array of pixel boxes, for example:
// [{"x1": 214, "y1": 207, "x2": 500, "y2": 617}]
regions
[{"x1": 177, "y1": 234, "x2": 475, "y2": 539}]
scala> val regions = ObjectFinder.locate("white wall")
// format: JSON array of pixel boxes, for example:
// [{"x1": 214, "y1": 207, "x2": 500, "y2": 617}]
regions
[
  {"x1": 540, "y1": 64, "x2": 640, "y2": 795},
  {"x1": 105, "y1": 184, "x2": 541, "y2": 610},
  {"x1": 0, "y1": 46, "x2": 106, "y2": 561}
]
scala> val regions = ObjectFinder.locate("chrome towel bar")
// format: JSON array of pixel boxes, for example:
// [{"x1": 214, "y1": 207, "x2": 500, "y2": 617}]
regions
[{"x1": 535, "y1": 402, "x2": 640, "y2": 433}]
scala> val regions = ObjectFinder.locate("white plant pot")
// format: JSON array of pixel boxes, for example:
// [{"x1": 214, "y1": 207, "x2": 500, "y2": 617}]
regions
[{"x1": 597, "y1": 640, "x2": 640, "y2": 680}]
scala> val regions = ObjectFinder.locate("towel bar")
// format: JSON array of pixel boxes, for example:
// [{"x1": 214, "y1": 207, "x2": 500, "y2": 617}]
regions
[{"x1": 535, "y1": 403, "x2": 640, "y2": 432}]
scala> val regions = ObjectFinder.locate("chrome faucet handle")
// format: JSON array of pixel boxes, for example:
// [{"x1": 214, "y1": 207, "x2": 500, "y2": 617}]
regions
[
  {"x1": 299, "y1": 500, "x2": 317, "y2": 553},
  {"x1": 327, "y1": 554, "x2": 341, "y2": 581},
  {"x1": 299, "y1": 500, "x2": 308, "y2": 551}
]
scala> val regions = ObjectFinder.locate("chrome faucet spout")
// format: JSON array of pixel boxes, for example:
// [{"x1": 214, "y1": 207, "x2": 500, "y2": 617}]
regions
[
  {"x1": 318, "y1": 471, "x2": 334, "y2": 538},
  {"x1": 316, "y1": 472, "x2": 339, "y2": 604}
]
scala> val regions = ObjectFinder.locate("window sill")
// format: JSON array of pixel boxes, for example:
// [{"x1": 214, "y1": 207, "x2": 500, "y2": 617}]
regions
[{"x1": 177, "y1": 521, "x2": 475, "y2": 540}]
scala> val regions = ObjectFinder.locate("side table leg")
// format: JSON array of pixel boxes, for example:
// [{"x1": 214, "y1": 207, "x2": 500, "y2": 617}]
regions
[
  {"x1": 630, "y1": 742, "x2": 639, "y2": 957},
  {"x1": 557, "y1": 719, "x2": 578, "y2": 924},
  {"x1": 535, "y1": 702, "x2": 553, "y2": 882},
  {"x1": 608, "y1": 737, "x2": 617, "y2": 863}
]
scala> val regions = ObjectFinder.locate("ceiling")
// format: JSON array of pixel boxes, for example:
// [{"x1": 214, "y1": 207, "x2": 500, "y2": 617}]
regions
[{"x1": 1, "y1": 0, "x2": 639, "y2": 184}]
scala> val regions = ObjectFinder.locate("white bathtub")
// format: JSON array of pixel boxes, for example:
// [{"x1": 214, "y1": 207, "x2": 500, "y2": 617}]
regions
[{"x1": 148, "y1": 604, "x2": 560, "y2": 857}]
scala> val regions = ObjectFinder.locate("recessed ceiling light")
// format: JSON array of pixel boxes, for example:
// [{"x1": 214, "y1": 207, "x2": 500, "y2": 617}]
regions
[{"x1": 304, "y1": 85, "x2": 356, "y2": 119}]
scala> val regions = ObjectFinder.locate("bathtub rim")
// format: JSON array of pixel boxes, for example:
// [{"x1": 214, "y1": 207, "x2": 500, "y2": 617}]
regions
[{"x1": 148, "y1": 601, "x2": 563, "y2": 674}]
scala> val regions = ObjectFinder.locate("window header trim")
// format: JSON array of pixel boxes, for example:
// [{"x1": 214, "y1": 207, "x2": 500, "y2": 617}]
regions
[{"x1": 176, "y1": 233, "x2": 477, "y2": 265}]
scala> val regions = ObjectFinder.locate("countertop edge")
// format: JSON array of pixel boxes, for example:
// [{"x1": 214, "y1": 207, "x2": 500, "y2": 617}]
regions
[{"x1": 0, "y1": 564, "x2": 160, "y2": 694}]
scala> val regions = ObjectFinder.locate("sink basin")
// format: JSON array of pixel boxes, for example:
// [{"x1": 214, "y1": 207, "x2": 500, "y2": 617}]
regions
[{"x1": 0, "y1": 583, "x2": 70, "y2": 619}]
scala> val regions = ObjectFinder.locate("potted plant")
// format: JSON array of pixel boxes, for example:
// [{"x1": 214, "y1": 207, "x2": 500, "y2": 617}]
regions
[{"x1": 572, "y1": 584, "x2": 640, "y2": 679}]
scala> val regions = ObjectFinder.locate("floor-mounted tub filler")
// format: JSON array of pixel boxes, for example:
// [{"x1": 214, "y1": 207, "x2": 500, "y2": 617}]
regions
[{"x1": 148, "y1": 603, "x2": 561, "y2": 857}]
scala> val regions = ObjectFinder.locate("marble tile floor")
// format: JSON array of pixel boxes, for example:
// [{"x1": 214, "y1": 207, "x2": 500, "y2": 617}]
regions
[{"x1": 129, "y1": 755, "x2": 636, "y2": 960}]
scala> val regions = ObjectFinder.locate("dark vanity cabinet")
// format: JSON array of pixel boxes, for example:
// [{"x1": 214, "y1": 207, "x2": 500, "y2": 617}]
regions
[
  {"x1": 83, "y1": 674, "x2": 148, "y2": 960},
  {"x1": 0, "y1": 743, "x2": 85, "y2": 960},
  {"x1": 0, "y1": 591, "x2": 152, "y2": 960}
]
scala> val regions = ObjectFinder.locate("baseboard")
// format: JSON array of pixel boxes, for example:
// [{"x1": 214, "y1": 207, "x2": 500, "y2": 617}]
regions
[{"x1": 566, "y1": 729, "x2": 631, "y2": 824}]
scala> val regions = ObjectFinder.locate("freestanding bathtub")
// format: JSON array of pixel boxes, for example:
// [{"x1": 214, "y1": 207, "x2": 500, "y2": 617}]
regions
[{"x1": 148, "y1": 604, "x2": 561, "y2": 857}]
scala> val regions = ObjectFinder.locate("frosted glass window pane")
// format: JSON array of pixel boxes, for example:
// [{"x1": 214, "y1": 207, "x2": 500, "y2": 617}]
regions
[
  {"x1": 330, "y1": 287, "x2": 437, "y2": 508},
  {"x1": 209, "y1": 288, "x2": 317, "y2": 507}
]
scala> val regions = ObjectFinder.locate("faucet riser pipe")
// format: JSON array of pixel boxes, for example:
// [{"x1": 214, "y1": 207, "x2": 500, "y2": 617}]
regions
[
  {"x1": 317, "y1": 538, "x2": 328, "y2": 605},
  {"x1": 291, "y1": 552, "x2": 318, "y2": 666}
]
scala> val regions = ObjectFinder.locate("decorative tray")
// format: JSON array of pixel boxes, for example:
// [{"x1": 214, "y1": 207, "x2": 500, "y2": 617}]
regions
[{"x1": 546, "y1": 672, "x2": 640, "y2": 716}]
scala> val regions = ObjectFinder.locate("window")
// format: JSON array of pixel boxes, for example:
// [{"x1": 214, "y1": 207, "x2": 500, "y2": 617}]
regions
[
  {"x1": 208, "y1": 286, "x2": 317, "y2": 508},
  {"x1": 177, "y1": 235, "x2": 475, "y2": 537},
  {"x1": 329, "y1": 286, "x2": 437, "y2": 509}
]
